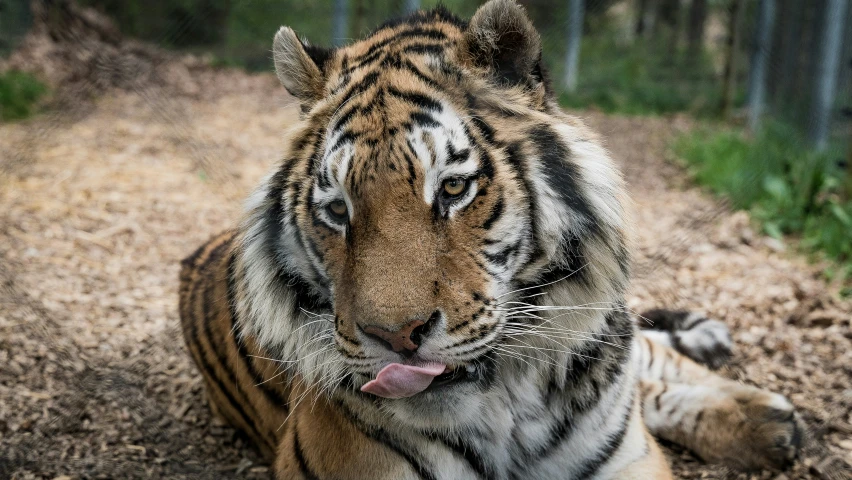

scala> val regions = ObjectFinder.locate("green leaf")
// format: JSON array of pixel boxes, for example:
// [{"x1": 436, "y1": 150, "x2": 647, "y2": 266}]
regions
[
  {"x1": 763, "y1": 221, "x2": 783, "y2": 240},
  {"x1": 829, "y1": 203, "x2": 852, "y2": 227},
  {"x1": 762, "y1": 175, "x2": 790, "y2": 201}
]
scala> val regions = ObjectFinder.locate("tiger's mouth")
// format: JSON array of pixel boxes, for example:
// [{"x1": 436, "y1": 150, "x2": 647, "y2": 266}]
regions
[
  {"x1": 359, "y1": 361, "x2": 484, "y2": 399},
  {"x1": 427, "y1": 363, "x2": 478, "y2": 389}
]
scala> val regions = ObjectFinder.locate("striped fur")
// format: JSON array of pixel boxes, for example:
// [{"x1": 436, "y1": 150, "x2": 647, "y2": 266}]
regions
[{"x1": 179, "y1": 2, "x2": 802, "y2": 478}]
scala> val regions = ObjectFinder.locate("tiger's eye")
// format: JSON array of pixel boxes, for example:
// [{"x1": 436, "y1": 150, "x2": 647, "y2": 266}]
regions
[
  {"x1": 442, "y1": 178, "x2": 467, "y2": 197},
  {"x1": 327, "y1": 200, "x2": 348, "y2": 220}
]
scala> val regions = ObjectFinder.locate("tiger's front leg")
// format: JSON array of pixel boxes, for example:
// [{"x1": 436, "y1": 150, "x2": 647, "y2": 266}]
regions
[
  {"x1": 273, "y1": 385, "x2": 418, "y2": 480},
  {"x1": 635, "y1": 311, "x2": 804, "y2": 471}
]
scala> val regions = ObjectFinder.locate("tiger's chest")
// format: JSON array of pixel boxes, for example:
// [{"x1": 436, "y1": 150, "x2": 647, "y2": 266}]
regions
[{"x1": 345, "y1": 360, "x2": 640, "y2": 480}]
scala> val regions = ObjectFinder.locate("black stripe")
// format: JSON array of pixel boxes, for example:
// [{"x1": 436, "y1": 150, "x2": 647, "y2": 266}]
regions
[
  {"x1": 300, "y1": 222, "x2": 326, "y2": 265},
  {"x1": 338, "y1": 70, "x2": 380, "y2": 105},
  {"x1": 571, "y1": 407, "x2": 631, "y2": 479},
  {"x1": 226, "y1": 253, "x2": 290, "y2": 411},
  {"x1": 638, "y1": 309, "x2": 692, "y2": 332},
  {"x1": 481, "y1": 197, "x2": 504, "y2": 230},
  {"x1": 350, "y1": 27, "x2": 447, "y2": 64},
  {"x1": 505, "y1": 141, "x2": 541, "y2": 274},
  {"x1": 343, "y1": 47, "x2": 386, "y2": 76},
  {"x1": 316, "y1": 169, "x2": 332, "y2": 189},
  {"x1": 506, "y1": 142, "x2": 542, "y2": 266},
  {"x1": 180, "y1": 242, "x2": 208, "y2": 269},
  {"x1": 684, "y1": 315, "x2": 710, "y2": 330},
  {"x1": 446, "y1": 141, "x2": 469, "y2": 165},
  {"x1": 532, "y1": 406, "x2": 576, "y2": 461},
  {"x1": 530, "y1": 392, "x2": 631, "y2": 476},
  {"x1": 388, "y1": 86, "x2": 443, "y2": 111},
  {"x1": 528, "y1": 125, "x2": 597, "y2": 229},
  {"x1": 187, "y1": 247, "x2": 268, "y2": 447},
  {"x1": 425, "y1": 433, "x2": 489, "y2": 479},
  {"x1": 329, "y1": 102, "x2": 364, "y2": 134},
  {"x1": 436, "y1": 57, "x2": 465, "y2": 82},
  {"x1": 385, "y1": 57, "x2": 442, "y2": 91},
  {"x1": 337, "y1": 400, "x2": 437, "y2": 480},
  {"x1": 291, "y1": 129, "x2": 315, "y2": 152},
  {"x1": 403, "y1": 142, "x2": 419, "y2": 184},
  {"x1": 466, "y1": 250, "x2": 501, "y2": 278},
  {"x1": 535, "y1": 312, "x2": 633, "y2": 461},
  {"x1": 264, "y1": 180, "x2": 332, "y2": 315},
  {"x1": 402, "y1": 43, "x2": 446, "y2": 56},
  {"x1": 303, "y1": 129, "x2": 326, "y2": 182},
  {"x1": 330, "y1": 130, "x2": 356, "y2": 153},
  {"x1": 293, "y1": 422, "x2": 321, "y2": 480},
  {"x1": 410, "y1": 111, "x2": 440, "y2": 128},
  {"x1": 200, "y1": 251, "x2": 266, "y2": 437},
  {"x1": 469, "y1": 116, "x2": 496, "y2": 145}
]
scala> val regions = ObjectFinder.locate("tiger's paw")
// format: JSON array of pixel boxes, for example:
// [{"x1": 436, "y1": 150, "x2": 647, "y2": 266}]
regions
[
  {"x1": 671, "y1": 315, "x2": 733, "y2": 370},
  {"x1": 701, "y1": 384, "x2": 804, "y2": 471},
  {"x1": 640, "y1": 309, "x2": 733, "y2": 369}
]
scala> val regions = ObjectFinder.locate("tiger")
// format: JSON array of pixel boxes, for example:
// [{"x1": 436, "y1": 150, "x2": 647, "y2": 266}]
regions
[{"x1": 178, "y1": 1, "x2": 804, "y2": 478}]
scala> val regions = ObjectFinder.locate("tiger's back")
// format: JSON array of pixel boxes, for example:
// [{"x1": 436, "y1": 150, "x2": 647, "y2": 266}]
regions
[{"x1": 178, "y1": 231, "x2": 288, "y2": 459}]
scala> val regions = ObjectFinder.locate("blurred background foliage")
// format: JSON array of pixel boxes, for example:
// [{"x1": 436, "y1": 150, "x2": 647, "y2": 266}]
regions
[
  {"x1": 0, "y1": 69, "x2": 47, "y2": 120},
  {"x1": 1, "y1": 0, "x2": 850, "y2": 287}
]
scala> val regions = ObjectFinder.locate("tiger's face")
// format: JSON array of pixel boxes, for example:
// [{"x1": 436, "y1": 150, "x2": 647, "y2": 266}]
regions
[
  {"x1": 316, "y1": 99, "x2": 532, "y2": 400},
  {"x1": 235, "y1": 0, "x2": 630, "y2": 424}
]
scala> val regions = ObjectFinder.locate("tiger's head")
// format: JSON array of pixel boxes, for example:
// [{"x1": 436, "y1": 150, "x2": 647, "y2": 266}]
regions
[{"x1": 234, "y1": 0, "x2": 631, "y2": 425}]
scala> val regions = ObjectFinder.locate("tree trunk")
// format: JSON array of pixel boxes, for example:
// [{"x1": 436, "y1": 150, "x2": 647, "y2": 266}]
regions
[
  {"x1": 657, "y1": 0, "x2": 681, "y2": 58},
  {"x1": 332, "y1": 0, "x2": 350, "y2": 47},
  {"x1": 771, "y1": 0, "x2": 801, "y2": 112},
  {"x1": 635, "y1": 0, "x2": 658, "y2": 37},
  {"x1": 657, "y1": 0, "x2": 679, "y2": 28},
  {"x1": 687, "y1": 0, "x2": 707, "y2": 57},
  {"x1": 846, "y1": 123, "x2": 852, "y2": 200},
  {"x1": 635, "y1": 0, "x2": 647, "y2": 36},
  {"x1": 563, "y1": 0, "x2": 584, "y2": 92},
  {"x1": 746, "y1": 0, "x2": 776, "y2": 132},
  {"x1": 720, "y1": 0, "x2": 744, "y2": 118},
  {"x1": 809, "y1": 0, "x2": 849, "y2": 151}
]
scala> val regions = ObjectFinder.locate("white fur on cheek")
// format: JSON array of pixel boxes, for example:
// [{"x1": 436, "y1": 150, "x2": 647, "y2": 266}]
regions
[{"x1": 235, "y1": 172, "x2": 344, "y2": 392}]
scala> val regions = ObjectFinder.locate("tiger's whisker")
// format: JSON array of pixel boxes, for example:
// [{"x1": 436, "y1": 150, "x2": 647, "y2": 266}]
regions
[{"x1": 494, "y1": 263, "x2": 589, "y2": 300}]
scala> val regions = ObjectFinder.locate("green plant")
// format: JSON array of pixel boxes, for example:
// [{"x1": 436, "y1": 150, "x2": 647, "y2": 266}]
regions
[
  {"x1": 0, "y1": 70, "x2": 48, "y2": 122},
  {"x1": 675, "y1": 122, "x2": 852, "y2": 287}
]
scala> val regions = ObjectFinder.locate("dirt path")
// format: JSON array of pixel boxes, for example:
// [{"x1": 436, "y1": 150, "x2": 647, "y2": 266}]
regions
[{"x1": 1, "y1": 72, "x2": 849, "y2": 480}]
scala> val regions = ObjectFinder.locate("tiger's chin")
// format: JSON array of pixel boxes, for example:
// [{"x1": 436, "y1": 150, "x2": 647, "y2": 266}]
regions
[{"x1": 384, "y1": 382, "x2": 489, "y2": 429}]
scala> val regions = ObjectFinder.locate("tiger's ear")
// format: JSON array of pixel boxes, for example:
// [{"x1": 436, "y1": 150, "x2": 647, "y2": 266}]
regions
[
  {"x1": 272, "y1": 27, "x2": 331, "y2": 105},
  {"x1": 461, "y1": 0, "x2": 543, "y2": 87}
]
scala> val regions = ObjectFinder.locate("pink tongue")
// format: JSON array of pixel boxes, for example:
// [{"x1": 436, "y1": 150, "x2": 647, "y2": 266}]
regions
[{"x1": 361, "y1": 362, "x2": 447, "y2": 399}]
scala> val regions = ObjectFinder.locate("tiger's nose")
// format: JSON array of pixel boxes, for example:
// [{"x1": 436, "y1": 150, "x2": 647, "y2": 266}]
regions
[{"x1": 361, "y1": 312, "x2": 439, "y2": 354}]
